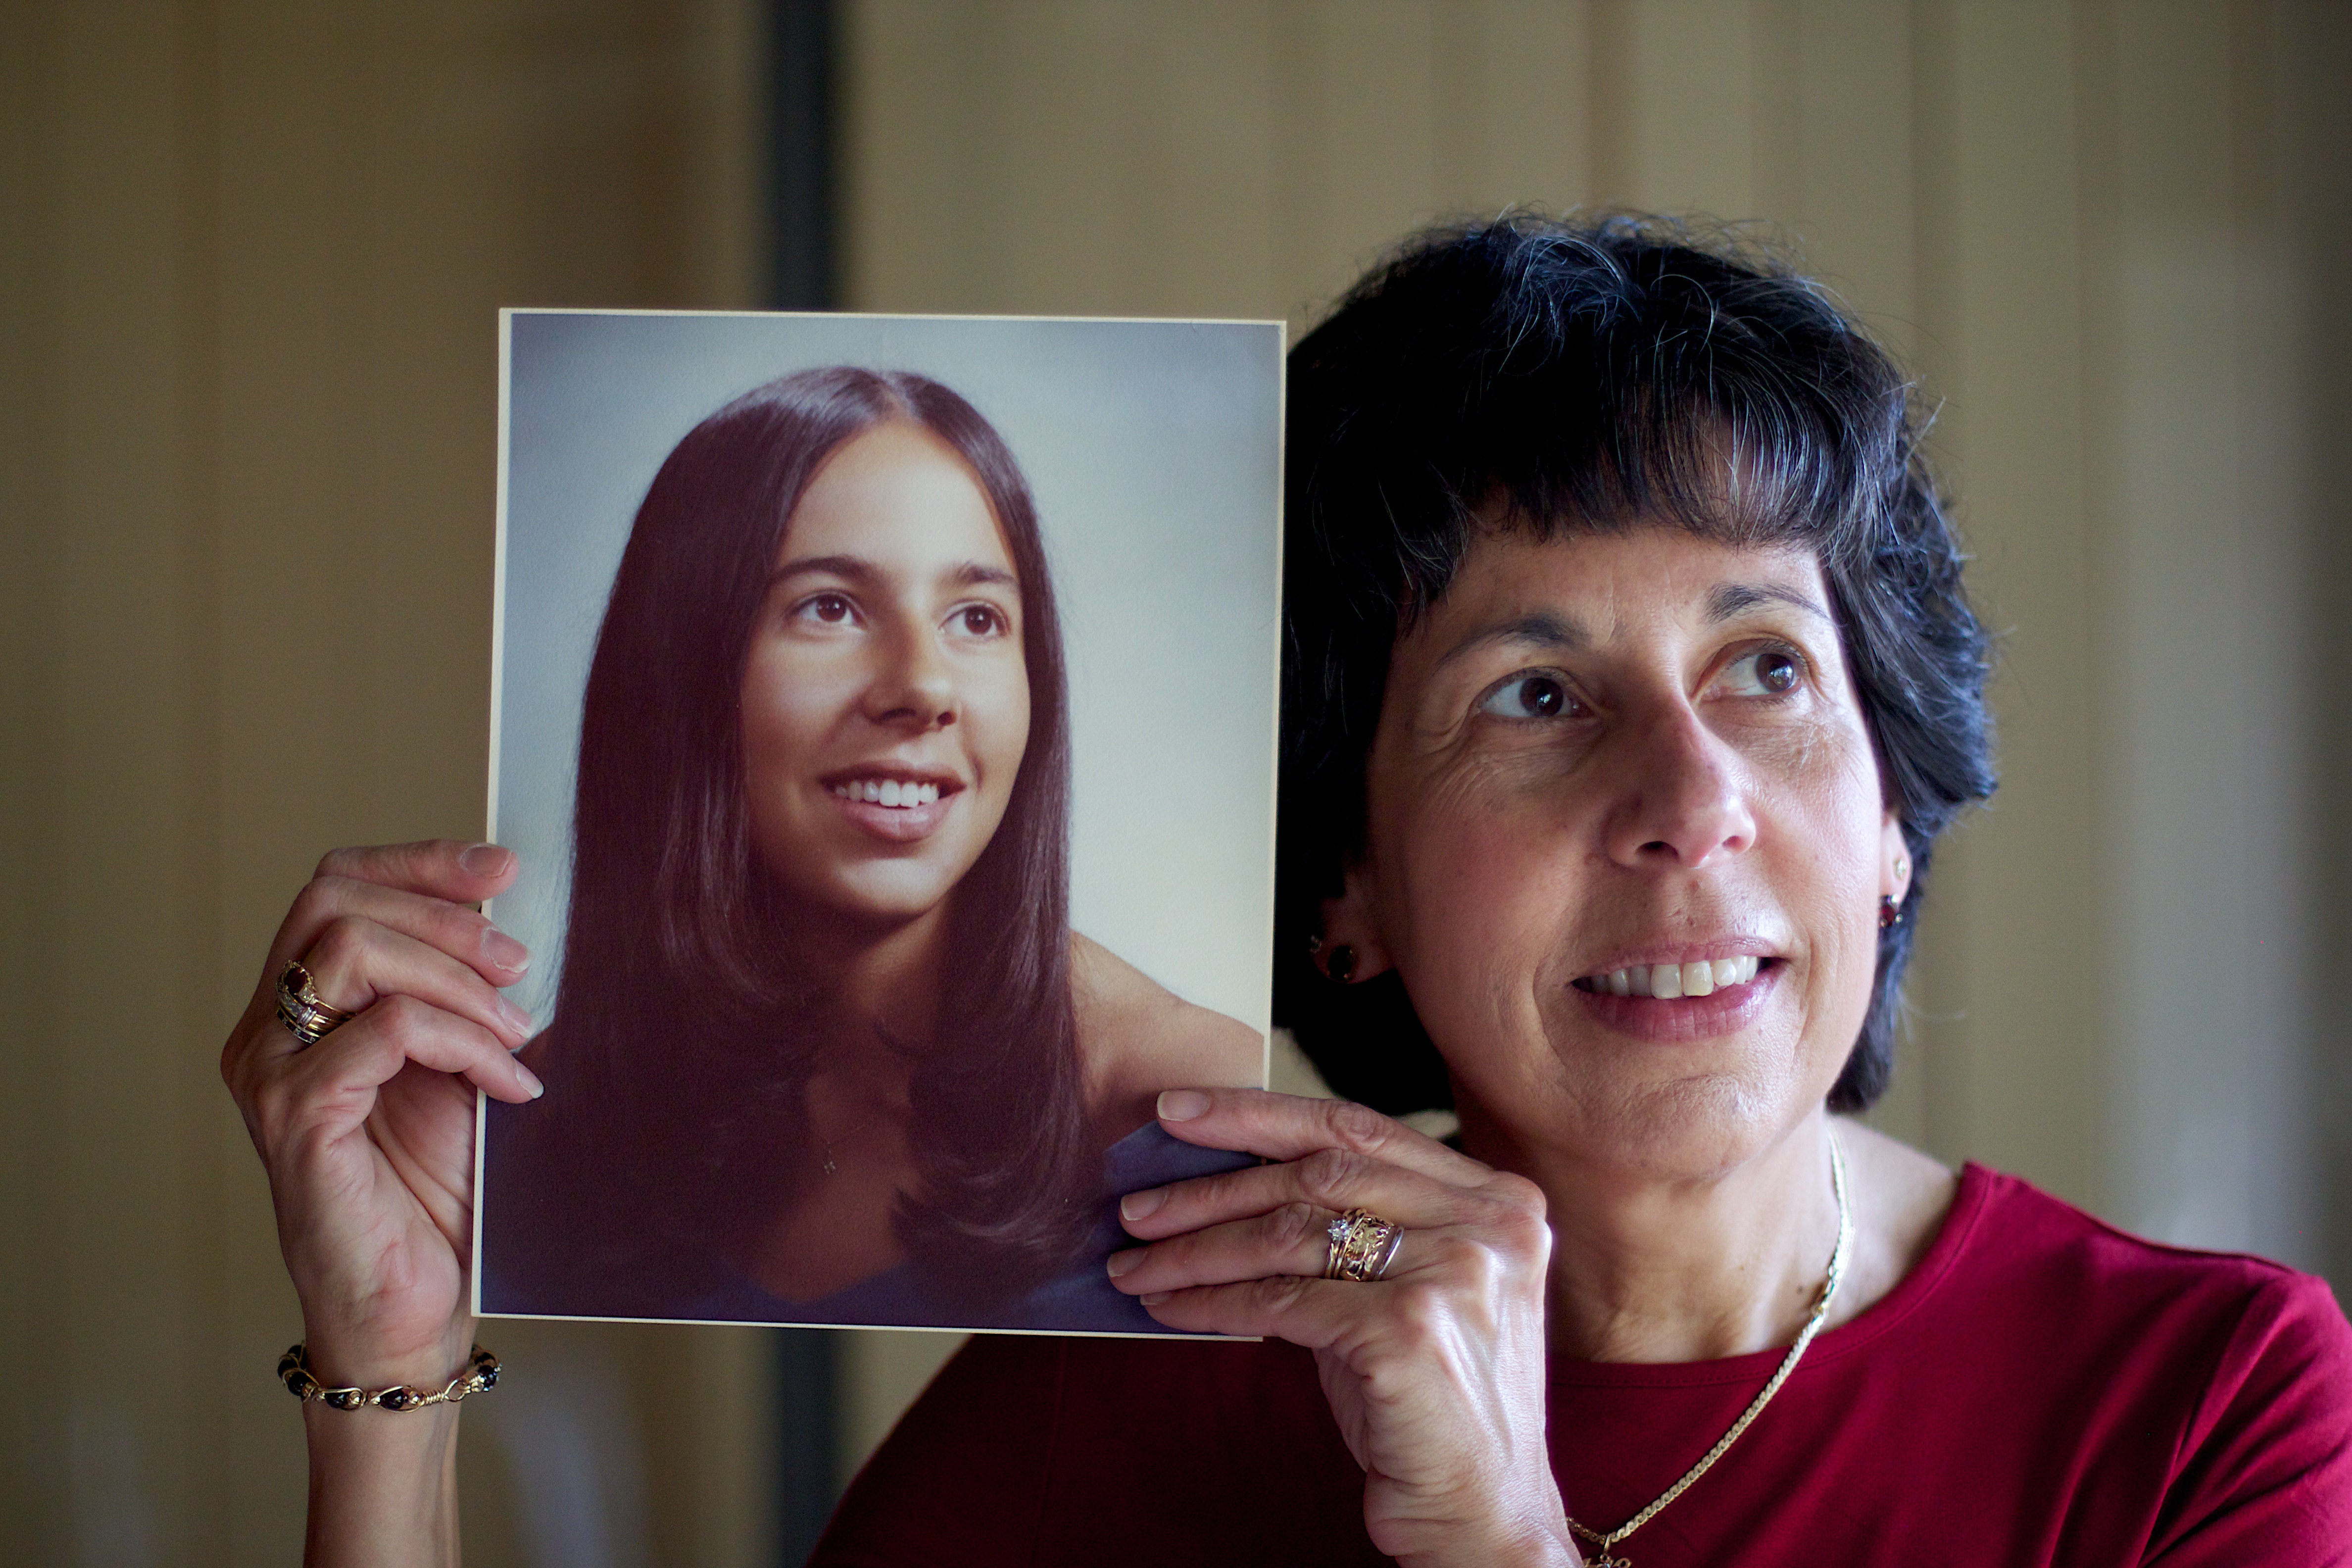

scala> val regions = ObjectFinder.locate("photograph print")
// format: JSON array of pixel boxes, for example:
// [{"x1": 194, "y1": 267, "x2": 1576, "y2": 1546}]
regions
[{"x1": 474, "y1": 310, "x2": 1283, "y2": 1336}]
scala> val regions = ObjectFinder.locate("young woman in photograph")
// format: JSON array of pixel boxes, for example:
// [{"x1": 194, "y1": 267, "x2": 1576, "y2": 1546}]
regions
[{"x1": 474, "y1": 365, "x2": 1261, "y2": 1328}]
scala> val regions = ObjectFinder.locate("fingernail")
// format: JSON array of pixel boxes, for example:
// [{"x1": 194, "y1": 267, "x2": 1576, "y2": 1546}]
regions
[
  {"x1": 516, "y1": 1062, "x2": 545, "y2": 1099},
  {"x1": 1105, "y1": 1247, "x2": 1145, "y2": 1279},
  {"x1": 1120, "y1": 1187, "x2": 1167, "y2": 1223},
  {"x1": 482, "y1": 926, "x2": 531, "y2": 974},
  {"x1": 460, "y1": 843, "x2": 512, "y2": 877},
  {"x1": 499, "y1": 998, "x2": 536, "y2": 1036},
  {"x1": 1157, "y1": 1089, "x2": 1209, "y2": 1122},
  {"x1": 1139, "y1": 1292, "x2": 1172, "y2": 1307}
]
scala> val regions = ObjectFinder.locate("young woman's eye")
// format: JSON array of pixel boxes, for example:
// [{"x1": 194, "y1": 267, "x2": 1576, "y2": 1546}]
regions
[
  {"x1": 1719, "y1": 647, "x2": 1806, "y2": 697},
  {"x1": 793, "y1": 592, "x2": 857, "y2": 626},
  {"x1": 951, "y1": 604, "x2": 1008, "y2": 637},
  {"x1": 1478, "y1": 673, "x2": 1577, "y2": 721}
]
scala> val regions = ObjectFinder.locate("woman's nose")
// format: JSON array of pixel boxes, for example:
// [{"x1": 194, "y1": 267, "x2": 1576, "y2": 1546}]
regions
[
  {"x1": 862, "y1": 622, "x2": 958, "y2": 730},
  {"x1": 1600, "y1": 704, "x2": 1756, "y2": 870}
]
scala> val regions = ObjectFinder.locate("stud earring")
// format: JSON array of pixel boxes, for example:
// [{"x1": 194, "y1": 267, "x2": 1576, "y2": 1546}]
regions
[
  {"x1": 1326, "y1": 944, "x2": 1358, "y2": 984},
  {"x1": 1894, "y1": 855, "x2": 1910, "y2": 883},
  {"x1": 1879, "y1": 896, "x2": 1904, "y2": 931},
  {"x1": 1306, "y1": 934, "x2": 1324, "y2": 956}
]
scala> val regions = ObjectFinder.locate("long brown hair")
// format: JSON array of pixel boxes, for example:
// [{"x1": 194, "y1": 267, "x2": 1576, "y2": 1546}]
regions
[{"x1": 487, "y1": 367, "x2": 1094, "y2": 1313}]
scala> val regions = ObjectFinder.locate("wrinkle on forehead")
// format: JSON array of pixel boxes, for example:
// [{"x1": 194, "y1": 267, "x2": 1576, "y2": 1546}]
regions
[{"x1": 1414, "y1": 525, "x2": 1828, "y2": 656}]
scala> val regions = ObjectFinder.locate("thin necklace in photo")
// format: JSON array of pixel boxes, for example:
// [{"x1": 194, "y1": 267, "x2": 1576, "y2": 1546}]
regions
[{"x1": 819, "y1": 1104, "x2": 895, "y2": 1177}]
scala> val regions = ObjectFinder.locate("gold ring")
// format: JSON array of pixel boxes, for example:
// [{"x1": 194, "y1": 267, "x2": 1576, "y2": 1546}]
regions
[
  {"x1": 276, "y1": 958, "x2": 358, "y2": 1047},
  {"x1": 1323, "y1": 1208, "x2": 1403, "y2": 1282}
]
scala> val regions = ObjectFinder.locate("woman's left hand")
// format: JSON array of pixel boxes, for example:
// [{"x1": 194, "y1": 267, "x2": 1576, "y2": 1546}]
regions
[{"x1": 1108, "y1": 1088, "x2": 1576, "y2": 1568}]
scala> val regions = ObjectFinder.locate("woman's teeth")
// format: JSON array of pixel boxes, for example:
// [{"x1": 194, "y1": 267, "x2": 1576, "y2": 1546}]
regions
[
  {"x1": 1586, "y1": 956, "x2": 1762, "y2": 998},
  {"x1": 833, "y1": 779, "x2": 941, "y2": 808}
]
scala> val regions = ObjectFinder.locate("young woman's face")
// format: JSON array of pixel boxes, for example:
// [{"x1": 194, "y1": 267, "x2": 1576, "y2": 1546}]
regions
[{"x1": 739, "y1": 421, "x2": 1031, "y2": 925}]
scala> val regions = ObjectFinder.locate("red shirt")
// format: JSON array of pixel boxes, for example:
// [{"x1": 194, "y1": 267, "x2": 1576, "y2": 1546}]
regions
[{"x1": 813, "y1": 1164, "x2": 2352, "y2": 1566}]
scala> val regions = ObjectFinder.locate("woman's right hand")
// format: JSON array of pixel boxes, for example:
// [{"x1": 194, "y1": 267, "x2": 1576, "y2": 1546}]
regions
[{"x1": 220, "y1": 840, "x2": 544, "y2": 1391}]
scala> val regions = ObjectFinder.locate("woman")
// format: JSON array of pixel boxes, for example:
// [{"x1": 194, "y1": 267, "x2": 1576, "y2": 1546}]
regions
[
  {"x1": 510, "y1": 366, "x2": 1263, "y2": 1330},
  {"x1": 222, "y1": 218, "x2": 2352, "y2": 1566}
]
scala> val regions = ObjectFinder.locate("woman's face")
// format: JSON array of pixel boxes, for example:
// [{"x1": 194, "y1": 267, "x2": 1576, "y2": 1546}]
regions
[
  {"x1": 739, "y1": 421, "x2": 1031, "y2": 926},
  {"x1": 1340, "y1": 525, "x2": 1908, "y2": 1178}
]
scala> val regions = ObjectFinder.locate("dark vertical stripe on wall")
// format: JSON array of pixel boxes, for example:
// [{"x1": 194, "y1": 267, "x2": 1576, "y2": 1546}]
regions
[
  {"x1": 768, "y1": 0, "x2": 838, "y2": 310},
  {"x1": 765, "y1": 9, "x2": 845, "y2": 1558},
  {"x1": 773, "y1": 1326, "x2": 841, "y2": 1564}
]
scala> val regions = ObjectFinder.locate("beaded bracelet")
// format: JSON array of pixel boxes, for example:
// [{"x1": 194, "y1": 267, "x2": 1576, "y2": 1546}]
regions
[{"x1": 278, "y1": 1342, "x2": 500, "y2": 1412}]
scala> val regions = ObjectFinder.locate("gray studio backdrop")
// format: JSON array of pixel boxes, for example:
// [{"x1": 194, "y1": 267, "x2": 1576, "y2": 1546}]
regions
[{"x1": 490, "y1": 311, "x2": 1282, "y2": 1043}]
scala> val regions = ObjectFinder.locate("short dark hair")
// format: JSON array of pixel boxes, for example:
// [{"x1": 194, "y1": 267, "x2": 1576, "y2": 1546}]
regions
[
  {"x1": 1273, "y1": 214, "x2": 1997, "y2": 1116},
  {"x1": 486, "y1": 367, "x2": 1093, "y2": 1313}
]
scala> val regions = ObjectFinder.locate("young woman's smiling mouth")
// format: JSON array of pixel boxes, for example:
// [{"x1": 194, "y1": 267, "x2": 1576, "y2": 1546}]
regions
[{"x1": 823, "y1": 767, "x2": 964, "y2": 843}]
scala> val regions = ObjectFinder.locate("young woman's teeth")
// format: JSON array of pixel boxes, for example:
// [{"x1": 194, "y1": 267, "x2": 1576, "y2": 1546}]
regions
[
  {"x1": 1591, "y1": 956, "x2": 1761, "y2": 997},
  {"x1": 833, "y1": 780, "x2": 940, "y2": 807}
]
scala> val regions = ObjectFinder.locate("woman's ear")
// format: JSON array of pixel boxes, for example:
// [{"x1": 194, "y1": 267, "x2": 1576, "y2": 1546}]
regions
[
  {"x1": 1315, "y1": 865, "x2": 1394, "y2": 985},
  {"x1": 1880, "y1": 811, "x2": 1911, "y2": 905}
]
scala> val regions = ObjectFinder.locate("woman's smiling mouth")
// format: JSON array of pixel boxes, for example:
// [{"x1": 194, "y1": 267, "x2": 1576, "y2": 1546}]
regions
[
  {"x1": 1567, "y1": 953, "x2": 1785, "y2": 1042},
  {"x1": 1573, "y1": 955, "x2": 1766, "y2": 998},
  {"x1": 831, "y1": 776, "x2": 946, "y2": 807},
  {"x1": 823, "y1": 770, "x2": 963, "y2": 843}
]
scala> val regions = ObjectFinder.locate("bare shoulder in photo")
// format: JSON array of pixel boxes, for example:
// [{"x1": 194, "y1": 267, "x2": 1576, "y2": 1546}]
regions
[{"x1": 475, "y1": 312, "x2": 1282, "y2": 1336}]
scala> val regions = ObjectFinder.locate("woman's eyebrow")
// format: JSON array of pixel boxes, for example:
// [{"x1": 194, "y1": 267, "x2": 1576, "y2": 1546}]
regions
[
  {"x1": 1707, "y1": 582, "x2": 1831, "y2": 625},
  {"x1": 1435, "y1": 610, "x2": 1587, "y2": 669},
  {"x1": 950, "y1": 562, "x2": 1019, "y2": 591},
  {"x1": 766, "y1": 556, "x2": 1019, "y2": 591},
  {"x1": 768, "y1": 553, "x2": 874, "y2": 587}
]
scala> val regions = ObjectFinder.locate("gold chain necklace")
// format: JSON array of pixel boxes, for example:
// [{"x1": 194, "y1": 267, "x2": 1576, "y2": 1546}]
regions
[{"x1": 1565, "y1": 1133, "x2": 1853, "y2": 1568}]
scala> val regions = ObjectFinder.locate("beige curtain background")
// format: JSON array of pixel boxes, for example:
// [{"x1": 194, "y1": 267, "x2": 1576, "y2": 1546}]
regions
[{"x1": 6, "y1": 3, "x2": 2347, "y2": 1564}]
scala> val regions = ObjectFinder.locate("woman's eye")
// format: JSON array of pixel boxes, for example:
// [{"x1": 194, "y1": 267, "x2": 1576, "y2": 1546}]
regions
[
  {"x1": 1478, "y1": 673, "x2": 1576, "y2": 721},
  {"x1": 952, "y1": 605, "x2": 1007, "y2": 637},
  {"x1": 1719, "y1": 647, "x2": 1805, "y2": 697},
  {"x1": 794, "y1": 592, "x2": 856, "y2": 626}
]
